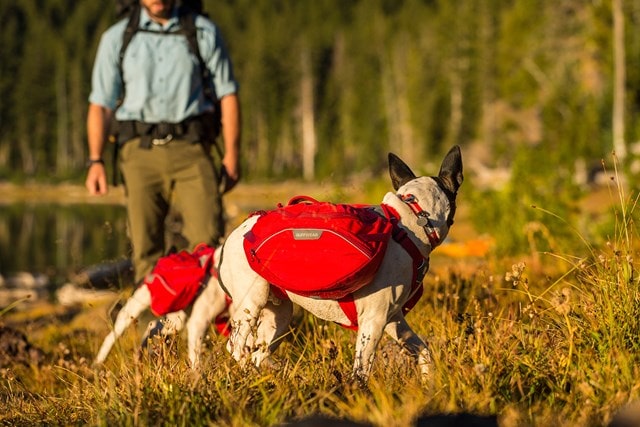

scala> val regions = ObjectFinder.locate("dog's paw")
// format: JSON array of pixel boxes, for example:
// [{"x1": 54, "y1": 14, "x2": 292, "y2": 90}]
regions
[
  {"x1": 255, "y1": 354, "x2": 282, "y2": 372},
  {"x1": 91, "y1": 359, "x2": 105, "y2": 371},
  {"x1": 348, "y1": 370, "x2": 371, "y2": 390}
]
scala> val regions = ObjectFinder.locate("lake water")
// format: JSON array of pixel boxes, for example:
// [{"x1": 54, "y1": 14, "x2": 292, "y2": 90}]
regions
[
  {"x1": 0, "y1": 181, "x2": 351, "y2": 292},
  {"x1": 0, "y1": 203, "x2": 129, "y2": 287}
]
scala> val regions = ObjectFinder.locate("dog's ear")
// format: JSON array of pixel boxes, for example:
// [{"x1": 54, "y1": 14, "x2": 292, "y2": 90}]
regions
[
  {"x1": 438, "y1": 145, "x2": 464, "y2": 194},
  {"x1": 388, "y1": 153, "x2": 417, "y2": 191}
]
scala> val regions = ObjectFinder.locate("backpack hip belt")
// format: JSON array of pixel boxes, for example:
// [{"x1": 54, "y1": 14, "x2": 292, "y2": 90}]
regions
[{"x1": 115, "y1": 114, "x2": 210, "y2": 148}]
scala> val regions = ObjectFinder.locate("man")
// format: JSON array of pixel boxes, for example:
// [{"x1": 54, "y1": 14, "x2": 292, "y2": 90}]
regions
[{"x1": 85, "y1": 0, "x2": 240, "y2": 285}]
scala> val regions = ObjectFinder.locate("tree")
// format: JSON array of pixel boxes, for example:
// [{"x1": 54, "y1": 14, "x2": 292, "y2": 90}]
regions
[{"x1": 612, "y1": 0, "x2": 626, "y2": 160}]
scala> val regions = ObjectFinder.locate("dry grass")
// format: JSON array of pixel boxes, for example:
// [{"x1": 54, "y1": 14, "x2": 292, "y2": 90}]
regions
[
  {"x1": 2, "y1": 237, "x2": 640, "y2": 426},
  {"x1": 1, "y1": 181, "x2": 640, "y2": 426}
]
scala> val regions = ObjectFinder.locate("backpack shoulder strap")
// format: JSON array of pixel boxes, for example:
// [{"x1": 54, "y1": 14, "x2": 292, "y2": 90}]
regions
[
  {"x1": 178, "y1": 9, "x2": 222, "y2": 140},
  {"x1": 116, "y1": 5, "x2": 141, "y2": 108},
  {"x1": 178, "y1": 9, "x2": 216, "y2": 103},
  {"x1": 116, "y1": 6, "x2": 219, "y2": 118}
]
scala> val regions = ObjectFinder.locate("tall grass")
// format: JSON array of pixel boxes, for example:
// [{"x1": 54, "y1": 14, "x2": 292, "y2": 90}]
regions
[{"x1": 2, "y1": 177, "x2": 640, "y2": 426}]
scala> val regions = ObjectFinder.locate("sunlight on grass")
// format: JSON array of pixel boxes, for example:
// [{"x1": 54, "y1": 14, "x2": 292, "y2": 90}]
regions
[{"x1": 2, "y1": 159, "x2": 640, "y2": 425}]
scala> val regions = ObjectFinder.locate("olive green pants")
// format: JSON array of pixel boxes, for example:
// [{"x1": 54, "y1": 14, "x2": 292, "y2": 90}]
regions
[{"x1": 119, "y1": 137, "x2": 223, "y2": 283}]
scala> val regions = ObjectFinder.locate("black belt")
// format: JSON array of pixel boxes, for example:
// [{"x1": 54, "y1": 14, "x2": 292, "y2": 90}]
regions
[
  {"x1": 110, "y1": 113, "x2": 220, "y2": 186},
  {"x1": 117, "y1": 118, "x2": 198, "y2": 148}
]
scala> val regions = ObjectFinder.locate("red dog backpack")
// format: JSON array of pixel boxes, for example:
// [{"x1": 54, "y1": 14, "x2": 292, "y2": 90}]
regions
[
  {"x1": 144, "y1": 243, "x2": 215, "y2": 316},
  {"x1": 243, "y1": 196, "x2": 393, "y2": 299}
]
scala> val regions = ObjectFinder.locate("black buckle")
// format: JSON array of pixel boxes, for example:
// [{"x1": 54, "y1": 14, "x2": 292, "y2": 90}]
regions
[{"x1": 155, "y1": 122, "x2": 173, "y2": 137}]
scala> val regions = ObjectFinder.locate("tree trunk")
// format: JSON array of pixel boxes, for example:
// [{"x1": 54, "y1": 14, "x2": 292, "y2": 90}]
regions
[
  {"x1": 70, "y1": 62, "x2": 86, "y2": 169},
  {"x1": 612, "y1": 0, "x2": 626, "y2": 160},
  {"x1": 56, "y1": 62, "x2": 70, "y2": 172},
  {"x1": 18, "y1": 131, "x2": 35, "y2": 175},
  {"x1": 300, "y1": 47, "x2": 316, "y2": 181}
]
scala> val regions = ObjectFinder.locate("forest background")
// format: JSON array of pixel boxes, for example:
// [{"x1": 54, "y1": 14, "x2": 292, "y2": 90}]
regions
[
  {"x1": 0, "y1": 0, "x2": 640, "y2": 260},
  {"x1": 2, "y1": 0, "x2": 640, "y2": 181},
  {"x1": 2, "y1": 0, "x2": 640, "y2": 257}
]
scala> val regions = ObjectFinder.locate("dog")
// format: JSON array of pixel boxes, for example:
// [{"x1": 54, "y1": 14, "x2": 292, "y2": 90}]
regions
[
  {"x1": 217, "y1": 146, "x2": 463, "y2": 384},
  {"x1": 94, "y1": 246, "x2": 233, "y2": 369}
]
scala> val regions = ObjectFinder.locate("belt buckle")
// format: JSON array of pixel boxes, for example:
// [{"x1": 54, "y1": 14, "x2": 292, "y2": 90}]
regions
[{"x1": 152, "y1": 134, "x2": 173, "y2": 146}]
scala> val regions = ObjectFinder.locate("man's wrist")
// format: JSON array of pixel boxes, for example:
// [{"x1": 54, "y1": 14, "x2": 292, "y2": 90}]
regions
[{"x1": 86, "y1": 158, "x2": 105, "y2": 168}]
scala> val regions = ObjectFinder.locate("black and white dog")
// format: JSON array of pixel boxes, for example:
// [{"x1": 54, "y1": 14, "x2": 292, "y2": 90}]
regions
[
  {"x1": 94, "y1": 247, "x2": 232, "y2": 369},
  {"x1": 218, "y1": 146, "x2": 463, "y2": 384}
]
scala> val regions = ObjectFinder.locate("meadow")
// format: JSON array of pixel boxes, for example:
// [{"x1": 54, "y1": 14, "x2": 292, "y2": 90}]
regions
[{"x1": 1, "y1": 178, "x2": 639, "y2": 427}]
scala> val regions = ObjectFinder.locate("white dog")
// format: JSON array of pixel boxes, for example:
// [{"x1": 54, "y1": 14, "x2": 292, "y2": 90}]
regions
[
  {"x1": 94, "y1": 247, "x2": 232, "y2": 369},
  {"x1": 217, "y1": 146, "x2": 463, "y2": 384}
]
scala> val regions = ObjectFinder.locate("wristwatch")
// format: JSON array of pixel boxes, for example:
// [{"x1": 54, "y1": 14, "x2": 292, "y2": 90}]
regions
[{"x1": 86, "y1": 158, "x2": 105, "y2": 168}]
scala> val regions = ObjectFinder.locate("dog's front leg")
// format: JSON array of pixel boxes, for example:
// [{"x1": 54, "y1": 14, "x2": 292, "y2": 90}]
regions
[
  {"x1": 384, "y1": 313, "x2": 432, "y2": 381},
  {"x1": 187, "y1": 279, "x2": 230, "y2": 370},
  {"x1": 227, "y1": 281, "x2": 270, "y2": 365},
  {"x1": 352, "y1": 317, "x2": 387, "y2": 386},
  {"x1": 94, "y1": 285, "x2": 151, "y2": 365},
  {"x1": 251, "y1": 297, "x2": 293, "y2": 369}
]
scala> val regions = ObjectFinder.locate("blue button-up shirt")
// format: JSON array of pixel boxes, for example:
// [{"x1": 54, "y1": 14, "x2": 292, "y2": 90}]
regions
[{"x1": 89, "y1": 7, "x2": 238, "y2": 123}]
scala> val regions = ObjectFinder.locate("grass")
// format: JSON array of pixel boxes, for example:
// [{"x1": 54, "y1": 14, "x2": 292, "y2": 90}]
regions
[{"x1": 2, "y1": 182, "x2": 640, "y2": 426}]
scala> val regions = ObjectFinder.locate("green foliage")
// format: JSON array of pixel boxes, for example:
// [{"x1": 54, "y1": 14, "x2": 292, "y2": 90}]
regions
[
  {"x1": 1, "y1": 0, "x2": 639, "y2": 182},
  {"x1": 467, "y1": 145, "x2": 584, "y2": 257}
]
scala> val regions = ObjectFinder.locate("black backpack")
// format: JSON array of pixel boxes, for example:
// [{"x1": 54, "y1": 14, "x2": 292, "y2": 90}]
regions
[
  {"x1": 114, "y1": 0, "x2": 217, "y2": 116},
  {"x1": 109, "y1": 0, "x2": 222, "y2": 185}
]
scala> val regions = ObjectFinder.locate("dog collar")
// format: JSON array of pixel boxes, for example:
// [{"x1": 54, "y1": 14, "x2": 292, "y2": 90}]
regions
[{"x1": 399, "y1": 194, "x2": 441, "y2": 248}]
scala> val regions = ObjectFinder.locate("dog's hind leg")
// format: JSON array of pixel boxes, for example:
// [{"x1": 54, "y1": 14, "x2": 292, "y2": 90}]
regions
[
  {"x1": 383, "y1": 313, "x2": 432, "y2": 381},
  {"x1": 187, "y1": 278, "x2": 230, "y2": 370},
  {"x1": 94, "y1": 285, "x2": 151, "y2": 365}
]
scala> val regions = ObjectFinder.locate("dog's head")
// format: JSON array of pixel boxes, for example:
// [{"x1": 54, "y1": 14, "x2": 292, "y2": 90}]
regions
[{"x1": 386, "y1": 146, "x2": 463, "y2": 252}]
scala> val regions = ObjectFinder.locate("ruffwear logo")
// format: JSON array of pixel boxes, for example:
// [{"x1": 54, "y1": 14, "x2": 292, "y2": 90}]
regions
[{"x1": 292, "y1": 229, "x2": 323, "y2": 240}]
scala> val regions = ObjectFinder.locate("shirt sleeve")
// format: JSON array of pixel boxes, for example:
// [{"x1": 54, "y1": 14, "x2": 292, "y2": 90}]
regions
[
  {"x1": 197, "y1": 17, "x2": 239, "y2": 100},
  {"x1": 88, "y1": 23, "x2": 126, "y2": 110}
]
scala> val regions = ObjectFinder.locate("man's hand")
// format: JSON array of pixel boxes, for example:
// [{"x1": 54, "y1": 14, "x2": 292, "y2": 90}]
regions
[
  {"x1": 220, "y1": 161, "x2": 239, "y2": 194},
  {"x1": 86, "y1": 162, "x2": 109, "y2": 195},
  {"x1": 86, "y1": 103, "x2": 112, "y2": 195}
]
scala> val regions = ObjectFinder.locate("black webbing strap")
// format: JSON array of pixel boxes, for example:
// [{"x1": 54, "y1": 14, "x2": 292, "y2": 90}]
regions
[
  {"x1": 116, "y1": 6, "x2": 216, "y2": 108},
  {"x1": 117, "y1": 5, "x2": 141, "y2": 111}
]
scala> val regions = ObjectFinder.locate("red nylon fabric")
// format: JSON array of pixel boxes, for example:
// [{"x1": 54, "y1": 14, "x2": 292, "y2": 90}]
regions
[
  {"x1": 243, "y1": 196, "x2": 393, "y2": 300},
  {"x1": 145, "y1": 243, "x2": 216, "y2": 316},
  {"x1": 336, "y1": 205, "x2": 427, "y2": 330}
]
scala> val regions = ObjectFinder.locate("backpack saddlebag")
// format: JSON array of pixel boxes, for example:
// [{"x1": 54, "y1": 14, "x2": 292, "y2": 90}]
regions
[
  {"x1": 243, "y1": 196, "x2": 393, "y2": 300},
  {"x1": 144, "y1": 243, "x2": 215, "y2": 316}
]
